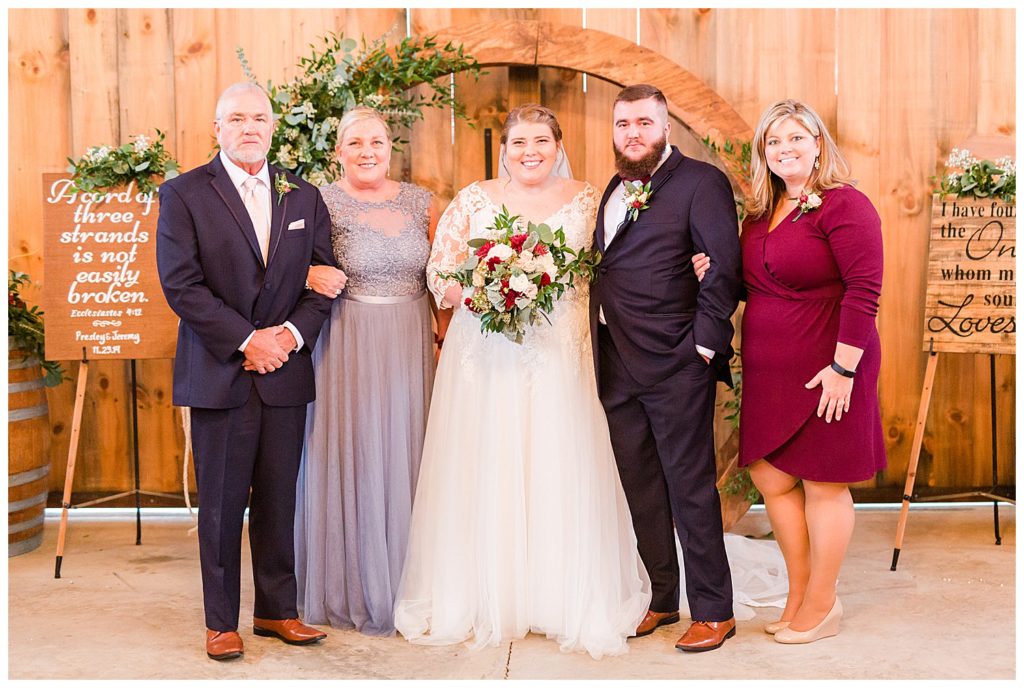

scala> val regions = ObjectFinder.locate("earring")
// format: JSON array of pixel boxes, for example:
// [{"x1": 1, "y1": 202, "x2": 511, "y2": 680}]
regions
[{"x1": 814, "y1": 157, "x2": 820, "y2": 170}]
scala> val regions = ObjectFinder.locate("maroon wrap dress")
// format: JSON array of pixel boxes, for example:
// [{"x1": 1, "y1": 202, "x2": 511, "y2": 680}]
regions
[{"x1": 738, "y1": 184, "x2": 887, "y2": 483}]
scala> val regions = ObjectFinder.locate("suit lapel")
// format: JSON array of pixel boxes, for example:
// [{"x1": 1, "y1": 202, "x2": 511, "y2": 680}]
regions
[
  {"x1": 265, "y1": 163, "x2": 288, "y2": 267},
  {"x1": 595, "y1": 175, "x2": 620, "y2": 254},
  {"x1": 208, "y1": 155, "x2": 264, "y2": 267},
  {"x1": 605, "y1": 146, "x2": 683, "y2": 250}
]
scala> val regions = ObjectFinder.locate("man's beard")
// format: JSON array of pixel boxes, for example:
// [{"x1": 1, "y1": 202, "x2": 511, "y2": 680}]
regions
[
  {"x1": 614, "y1": 135, "x2": 667, "y2": 180},
  {"x1": 223, "y1": 142, "x2": 269, "y2": 165}
]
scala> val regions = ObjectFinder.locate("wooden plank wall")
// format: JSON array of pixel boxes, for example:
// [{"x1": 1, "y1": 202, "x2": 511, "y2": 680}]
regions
[{"x1": 7, "y1": 8, "x2": 1015, "y2": 496}]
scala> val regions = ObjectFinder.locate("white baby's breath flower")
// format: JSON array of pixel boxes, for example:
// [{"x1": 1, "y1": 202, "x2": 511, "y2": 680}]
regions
[
  {"x1": 133, "y1": 134, "x2": 150, "y2": 154},
  {"x1": 995, "y1": 156, "x2": 1016, "y2": 175},
  {"x1": 86, "y1": 145, "x2": 112, "y2": 162},
  {"x1": 300, "y1": 102, "x2": 316, "y2": 118}
]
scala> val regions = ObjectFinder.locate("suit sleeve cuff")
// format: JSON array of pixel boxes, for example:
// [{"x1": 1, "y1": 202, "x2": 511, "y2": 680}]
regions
[
  {"x1": 282, "y1": 321, "x2": 304, "y2": 352},
  {"x1": 696, "y1": 344, "x2": 715, "y2": 360},
  {"x1": 238, "y1": 329, "x2": 256, "y2": 353}
]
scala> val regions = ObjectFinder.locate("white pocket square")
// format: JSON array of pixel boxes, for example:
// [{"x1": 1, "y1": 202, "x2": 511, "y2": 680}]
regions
[{"x1": 287, "y1": 219, "x2": 306, "y2": 230}]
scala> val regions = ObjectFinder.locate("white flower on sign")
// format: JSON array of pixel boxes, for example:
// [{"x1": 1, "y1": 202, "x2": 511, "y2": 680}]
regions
[{"x1": 133, "y1": 134, "x2": 151, "y2": 153}]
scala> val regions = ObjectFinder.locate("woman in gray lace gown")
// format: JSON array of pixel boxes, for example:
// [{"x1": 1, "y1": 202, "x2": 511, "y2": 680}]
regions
[{"x1": 295, "y1": 107, "x2": 441, "y2": 636}]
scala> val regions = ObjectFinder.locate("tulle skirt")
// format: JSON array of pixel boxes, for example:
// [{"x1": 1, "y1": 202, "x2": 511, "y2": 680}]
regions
[
  {"x1": 394, "y1": 303, "x2": 651, "y2": 659},
  {"x1": 295, "y1": 293, "x2": 434, "y2": 635}
]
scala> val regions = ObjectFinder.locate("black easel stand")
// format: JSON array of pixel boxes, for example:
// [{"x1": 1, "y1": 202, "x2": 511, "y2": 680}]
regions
[
  {"x1": 55, "y1": 359, "x2": 185, "y2": 578},
  {"x1": 910, "y1": 355, "x2": 1014, "y2": 543},
  {"x1": 891, "y1": 351, "x2": 1015, "y2": 572}
]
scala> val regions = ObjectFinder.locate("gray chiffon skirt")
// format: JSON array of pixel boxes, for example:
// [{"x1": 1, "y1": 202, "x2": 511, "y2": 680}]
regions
[{"x1": 295, "y1": 291, "x2": 434, "y2": 636}]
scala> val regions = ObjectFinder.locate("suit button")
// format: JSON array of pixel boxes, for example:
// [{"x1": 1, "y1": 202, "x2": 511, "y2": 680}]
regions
[
  {"x1": 264, "y1": 282, "x2": 272, "y2": 291},
  {"x1": 254, "y1": 320, "x2": 262, "y2": 327},
  {"x1": 600, "y1": 267, "x2": 608, "y2": 274}
]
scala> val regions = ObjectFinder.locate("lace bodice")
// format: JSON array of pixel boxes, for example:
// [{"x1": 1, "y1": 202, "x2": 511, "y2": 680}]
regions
[
  {"x1": 319, "y1": 182, "x2": 432, "y2": 297},
  {"x1": 427, "y1": 181, "x2": 599, "y2": 306}
]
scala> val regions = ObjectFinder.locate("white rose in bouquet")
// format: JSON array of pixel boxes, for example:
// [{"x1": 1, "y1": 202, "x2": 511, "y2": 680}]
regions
[
  {"x1": 508, "y1": 272, "x2": 532, "y2": 294},
  {"x1": 486, "y1": 243, "x2": 515, "y2": 262}
]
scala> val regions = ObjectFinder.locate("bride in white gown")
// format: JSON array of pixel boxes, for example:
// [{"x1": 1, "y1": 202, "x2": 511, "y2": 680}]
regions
[{"x1": 394, "y1": 105, "x2": 652, "y2": 658}]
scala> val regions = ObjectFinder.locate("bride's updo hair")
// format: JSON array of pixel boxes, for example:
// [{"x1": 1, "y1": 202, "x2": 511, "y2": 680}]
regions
[{"x1": 500, "y1": 104, "x2": 563, "y2": 144}]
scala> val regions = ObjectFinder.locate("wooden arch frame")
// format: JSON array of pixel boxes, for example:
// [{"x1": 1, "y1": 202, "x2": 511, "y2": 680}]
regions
[{"x1": 431, "y1": 19, "x2": 755, "y2": 195}]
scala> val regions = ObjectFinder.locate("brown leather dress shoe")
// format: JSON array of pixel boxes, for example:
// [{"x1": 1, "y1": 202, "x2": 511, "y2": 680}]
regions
[
  {"x1": 675, "y1": 618, "x2": 736, "y2": 652},
  {"x1": 634, "y1": 609, "x2": 681, "y2": 638},
  {"x1": 252, "y1": 617, "x2": 327, "y2": 646},
  {"x1": 206, "y1": 629, "x2": 244, "y2": 660}
]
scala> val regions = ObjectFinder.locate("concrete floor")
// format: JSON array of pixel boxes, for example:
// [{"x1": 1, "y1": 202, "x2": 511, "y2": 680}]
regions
[{"x1": 6, "y1": 505, "x2": 1015, "y2": 680}]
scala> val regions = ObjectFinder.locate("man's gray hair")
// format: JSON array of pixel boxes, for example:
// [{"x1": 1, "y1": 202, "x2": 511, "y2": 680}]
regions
[{"x1": 214, "y1": 82, "x2": 273, "y2": 121}]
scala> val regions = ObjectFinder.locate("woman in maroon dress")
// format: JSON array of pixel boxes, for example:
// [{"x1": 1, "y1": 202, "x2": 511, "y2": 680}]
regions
[{"x1": 700, "y1": 99, "x2": 885, "y2": 644}]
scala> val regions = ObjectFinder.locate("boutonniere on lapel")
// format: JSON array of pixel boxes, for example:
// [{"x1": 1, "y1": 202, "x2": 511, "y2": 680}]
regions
[
  {"x1": 274, "y1": 172, "x2": 298, "y2": 204},
  {"x1": 622, "y1": 179, "x2": 654, "y2": 222},
  {"x1": 791, "y1": 190, "x2": 823, "y2": 222}
]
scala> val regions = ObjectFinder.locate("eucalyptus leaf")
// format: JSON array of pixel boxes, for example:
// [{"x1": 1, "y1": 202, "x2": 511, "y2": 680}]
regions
[{"x1": 467, "y1": 238, "x2": 488, "y2": 248}]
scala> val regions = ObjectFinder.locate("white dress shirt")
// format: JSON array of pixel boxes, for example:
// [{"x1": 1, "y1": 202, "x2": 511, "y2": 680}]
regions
[
  {"x1": 219, "y1": 151, "x2": 304, "y2": 354},
  {"x1": 599, "y1": 146, "x2": 714, "y2": 361}
]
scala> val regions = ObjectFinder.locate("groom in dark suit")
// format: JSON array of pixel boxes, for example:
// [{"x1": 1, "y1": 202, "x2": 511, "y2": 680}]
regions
[
  {"x1": 591, "y1": 84, "x2": 742, "y2": 652},
  {"x1": 157, "y1": 82, "x2": 335, "y2": 660}
]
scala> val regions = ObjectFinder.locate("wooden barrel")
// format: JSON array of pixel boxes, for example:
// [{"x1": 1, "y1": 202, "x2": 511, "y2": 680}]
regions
[{"x1": 9, "y1": 339, "x2": 51, "y2": 557}]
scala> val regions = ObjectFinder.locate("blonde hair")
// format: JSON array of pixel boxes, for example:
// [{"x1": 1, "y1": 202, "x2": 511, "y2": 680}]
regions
[
  {"x1": 746, "y1": 99, "x2": 852, "y2": 219},
  {"x1": 500, "y1": 104, "x2": 563, "y2": 144},
  {"x1": 335, "y1": 106, "x2": 393, "y2": 149}
]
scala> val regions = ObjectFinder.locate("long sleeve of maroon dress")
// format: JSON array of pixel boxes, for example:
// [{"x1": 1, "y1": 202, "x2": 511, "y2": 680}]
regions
[{"x1": 738, "y1": 184, "x2": 887, "y2": 482}]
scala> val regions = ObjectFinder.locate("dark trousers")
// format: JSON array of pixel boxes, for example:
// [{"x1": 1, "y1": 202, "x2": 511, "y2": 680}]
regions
[
  {"x1": 597, "y1": 325, "x2": 733, "y2": 621},
  {"x1": 190, "y1": 386, "x2": 306, "y2": 631}
]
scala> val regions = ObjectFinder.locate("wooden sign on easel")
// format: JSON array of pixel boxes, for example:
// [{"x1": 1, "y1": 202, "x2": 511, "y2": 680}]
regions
[
  {"x1": 892, "y1": 194, "x2": 1016, "y2": 570},
  {"x1": 41, "y1": 173, "x2": 182, "y2": 577}
]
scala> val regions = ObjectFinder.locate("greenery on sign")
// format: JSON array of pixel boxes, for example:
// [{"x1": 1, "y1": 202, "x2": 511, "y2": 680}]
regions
[
  {"x1": 936, "y1": 148, "x2": 1015, "y2": 203},
  {"x1": 66, "y1": 130, "x2": 179, "y2": 194},
  {"x1": 8, "y1": 272, "x2": 64, "y2": 386},
  {"x1": 238, "y1": 30, "x2": 482, "y2": 186}
]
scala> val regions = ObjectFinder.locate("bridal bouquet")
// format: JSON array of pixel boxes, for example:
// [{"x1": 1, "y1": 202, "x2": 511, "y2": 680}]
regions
[{"x1": 437, "y1": 207, "x2": 601, "y2": 344}]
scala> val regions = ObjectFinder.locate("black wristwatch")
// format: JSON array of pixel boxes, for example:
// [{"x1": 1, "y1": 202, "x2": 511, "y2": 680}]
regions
[{"x1": 830, "y1": 361, "x2": 856, "y2": 378}]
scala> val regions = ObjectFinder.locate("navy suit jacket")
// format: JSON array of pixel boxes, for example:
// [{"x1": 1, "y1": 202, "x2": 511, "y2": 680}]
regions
[
  {"x1": 590, "y1": 146, "x2": 742, "y2": 388},
  {"x1": 157, "y1": 154, "x2": 335, "y2": 409}
]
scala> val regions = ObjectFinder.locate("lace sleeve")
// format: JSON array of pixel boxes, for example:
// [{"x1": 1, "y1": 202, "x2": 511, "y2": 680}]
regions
[{"x1": 427, "y1": 187, "x2": 472, "y2": 308}]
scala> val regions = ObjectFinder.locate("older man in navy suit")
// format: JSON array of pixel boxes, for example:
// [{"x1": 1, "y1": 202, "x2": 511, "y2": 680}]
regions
[
  {"x1": 591, "y1": 84, "x2": 743, "y2": 653},
  {"x1": 157, "y1": 82, "x2": 335, "y2": 661}
]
